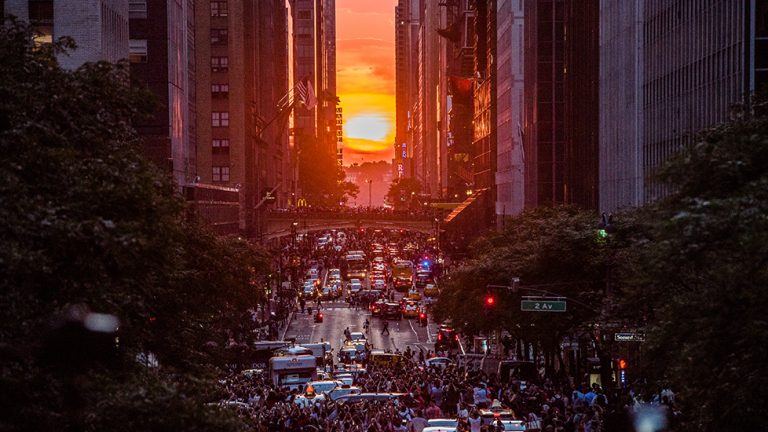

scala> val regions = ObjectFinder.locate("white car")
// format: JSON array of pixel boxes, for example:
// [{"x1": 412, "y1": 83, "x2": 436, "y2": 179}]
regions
[
  {"x1": 349, "y1": 332, "x2": 366, "y2": 342},
  {"x1": 335, "y1": 374, "x2": 354, "y2": 386},
  {"x1": 327, "y1": 385, "x2": 362, "y2": 400},
  {"x1": 373, "y1": 279, "x2": 387, "y2": 290},
  {"x1": 427, "y1": 419, "x2": 458, "y2": 428},
  {"x1": 424, "y1": 357, "x2": 455, "y2": 369},
  {"x1": 306, "y1": 380, "x2": 344, "y2": 394},
  {"x1": 349, "y1": 279, "x2": 362, "y2": 293}
]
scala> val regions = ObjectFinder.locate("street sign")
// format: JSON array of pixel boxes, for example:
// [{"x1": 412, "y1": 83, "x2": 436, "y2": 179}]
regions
[
  {"x1": 614, "y1": 332, "x2": 646, "y2": 342},
  {"x1": 521, "y1": 297, "x2": 567, "y2": 312}
]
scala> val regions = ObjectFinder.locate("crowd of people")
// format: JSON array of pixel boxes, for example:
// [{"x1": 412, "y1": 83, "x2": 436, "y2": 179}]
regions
[{"x1": 216, "y1": 343, "x2": 676, "y2": 432}]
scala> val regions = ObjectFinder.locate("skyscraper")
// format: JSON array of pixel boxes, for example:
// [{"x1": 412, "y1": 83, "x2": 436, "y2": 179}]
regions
[
  {"x1": 599, "y1": 0, "x2": 767, "y2": 211},
  {"x1": 129, "y1": 0, "x2": 196, "y2": 188},
  {"x1": 194, "y1": 0, "x2": 290, "y2": 235},
  {"x1": 495, "y1": 0, "x2": 526, "y2": 218},
  {"x1": 4, "y1": 0, "x2": 128, "y2": 70},
  {"x1": 394, "y1": 0, "x2": 421, "y2": 181}
]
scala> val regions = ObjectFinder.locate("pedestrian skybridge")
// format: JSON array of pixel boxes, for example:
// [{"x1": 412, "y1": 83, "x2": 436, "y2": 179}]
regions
[{"x1": 262, "y1": 210, "x2": 438, "y2": 241}]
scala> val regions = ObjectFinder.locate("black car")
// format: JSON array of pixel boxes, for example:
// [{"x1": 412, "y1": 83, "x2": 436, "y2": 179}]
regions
[
  {"x1": 434, "y1": 326, "x2": 459, "y2": 351},
  {"x1": 381, "y1": 302, "x2": 402, "y2": 320}
]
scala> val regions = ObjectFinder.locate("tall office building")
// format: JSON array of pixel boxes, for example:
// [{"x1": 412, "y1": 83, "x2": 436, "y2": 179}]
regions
[
  {"x1": 599, "y1": 0, "x2": 767, "y2": 211},
  {"x1": 128, "y1": 0, "x2": 197, "y2": 188},
  {"x1": 415, "y1": 0, "x2": 441, "y2": 197},
  {"x1": 495, "y1": 0, "x2": 525, "y2": 218},
  {"x1": 290, "y1": 0, "x2": 337, "y2": 199},
  {"x1": 563, "y1": 0, "x2": 599, "y2": 209},
  {"x1": 195, "y1": 0, "x2": 290, "y2": 235},
  {"x1": 521, "y1": 0, "x2": 599, "y2": 209},
  {"x1": 394, "y1": 0, "x2": 421, "y2": 180},
  {"x1": 472, "y1": 0, "x2": 496, "y2": 192},
  {"x1": 4, "y1": 0, "x2": 128, "y2": 70},
  {"x1": 598, "y1": 0, "x2": 643, "y2": 212},
  {"x1": 436, "y1": 0, "x2": 474, "y2": 200}
]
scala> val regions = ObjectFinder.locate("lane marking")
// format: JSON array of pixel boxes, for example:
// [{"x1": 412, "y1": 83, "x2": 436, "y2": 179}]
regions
[
  {"x1": 426, "y1": 323, "x2": 434, "y2": 343},
  {"x1": 408, "y1": 319, "x2": 420, "y2": 340}
]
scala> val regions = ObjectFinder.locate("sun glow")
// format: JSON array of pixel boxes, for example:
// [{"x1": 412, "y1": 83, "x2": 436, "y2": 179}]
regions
[{"x1": 345, "y1": 114, "x2": 390, "y2": 141}]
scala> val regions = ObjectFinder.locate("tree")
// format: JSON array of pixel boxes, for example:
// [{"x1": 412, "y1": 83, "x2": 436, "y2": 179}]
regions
[
  {"x1": 434, "y1": 206, "x2": 609, "y2": 376},
  {"x1": 0, "y1": 21, "x2": 265, "y2": 431},
  {"x1": 386, "y1": 177, "x2": 422, "y2": 209},
  {"x1": 614, "y1": 97, "x2": 768, "y2": 431}
]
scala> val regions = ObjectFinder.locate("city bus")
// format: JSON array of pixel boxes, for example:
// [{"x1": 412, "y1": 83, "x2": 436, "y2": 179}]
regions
[
  {"x1": 392, "y1": 260, "x2": 414, "y2": 292},
  {"x1": 345, "y1": 254, "x2": 367, "y2": 280}
]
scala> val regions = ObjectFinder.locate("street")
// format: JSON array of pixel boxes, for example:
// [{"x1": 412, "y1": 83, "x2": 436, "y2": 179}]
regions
[{"x1": 285, "y1": 297, "x2": 437, "y2": 355}]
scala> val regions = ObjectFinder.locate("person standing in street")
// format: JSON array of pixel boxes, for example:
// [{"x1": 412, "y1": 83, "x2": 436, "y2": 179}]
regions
[{"x1": 382, "y1": 321, "x2": 390, "y2": 335}]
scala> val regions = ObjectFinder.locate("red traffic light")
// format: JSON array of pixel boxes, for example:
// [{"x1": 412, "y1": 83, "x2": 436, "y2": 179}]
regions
[
  {"x1": 485, "y1": 295, "x2": 496, "y2": 306},
  {"x1": 618, "y1": 358, "x2": 627, "y2": 369}
]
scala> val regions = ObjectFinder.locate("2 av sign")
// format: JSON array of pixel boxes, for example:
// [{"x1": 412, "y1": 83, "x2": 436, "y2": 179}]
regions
[{"x1": 521, "y1": 297, "x2": 567, "y2": 312}]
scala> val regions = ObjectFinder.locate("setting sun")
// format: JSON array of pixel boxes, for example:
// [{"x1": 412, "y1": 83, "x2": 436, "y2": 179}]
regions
[{"x1": 345, "y1": 114, "x2": 390, "y2": 142}]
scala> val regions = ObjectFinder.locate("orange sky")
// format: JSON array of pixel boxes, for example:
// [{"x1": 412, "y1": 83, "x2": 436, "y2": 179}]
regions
[{"x1": 336, "y1": 0, "x2": 398, "y2": 165}]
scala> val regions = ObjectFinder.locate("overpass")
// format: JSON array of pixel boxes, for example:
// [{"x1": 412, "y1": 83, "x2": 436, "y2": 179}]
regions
[{"x1": 262, "y1": 211, "x2": 438, "y2": 241}]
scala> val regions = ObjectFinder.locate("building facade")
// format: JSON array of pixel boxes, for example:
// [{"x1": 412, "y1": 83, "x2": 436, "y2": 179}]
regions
[
  {"x1": 4, "y1": 0, "x2": 129, "y2": 69},
  {"x1": 598, "y1": 0, "x2": 644, "y2": 212},
  {"x1": 495, "y1": 0, "x2": 525, "y2": 218},
  {"x1": 129, "y1": 0, "x2": 197, "y2": 188},
  {"x1": 599, "y1": 0, "x2": 767, "y2": 211}
]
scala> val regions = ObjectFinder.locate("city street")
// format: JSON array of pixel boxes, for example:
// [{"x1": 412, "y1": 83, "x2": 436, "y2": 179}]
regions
[{"x1": 285, "y1": 297, "x2": 437, "y2": 355}]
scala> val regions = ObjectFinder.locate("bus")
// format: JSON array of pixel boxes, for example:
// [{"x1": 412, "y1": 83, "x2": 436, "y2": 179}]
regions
[
  {"x1": 346, "y1": 254, "x2": 367, "y2": 280},
  {"x1": 392, "y1": 260, "x2": 414, "y2": 292},
  {"x1": 269, "y1": 354, "x2": 318, "y2": 390}
]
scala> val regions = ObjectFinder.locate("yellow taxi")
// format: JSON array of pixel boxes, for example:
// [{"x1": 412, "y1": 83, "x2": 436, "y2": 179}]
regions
[
  {"x1": 423, "y1": 283, "x2": 440, "y2": 297},
  {"x1": 407, "y1": 287, "x2": 422, "y2": 301},
  {"x1": 403, "y1": 300, "x2": 420, "y2": 318}
]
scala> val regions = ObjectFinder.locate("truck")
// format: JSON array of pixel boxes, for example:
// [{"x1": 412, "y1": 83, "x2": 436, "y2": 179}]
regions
[{"x1": 269, "y1": 354, "x2": 318, "y2": 390}]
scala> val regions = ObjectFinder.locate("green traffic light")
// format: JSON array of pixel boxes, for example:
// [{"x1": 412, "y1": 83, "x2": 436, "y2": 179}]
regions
[{"x1": 597, "y1": 229, "x2": 608, "y2": 239}]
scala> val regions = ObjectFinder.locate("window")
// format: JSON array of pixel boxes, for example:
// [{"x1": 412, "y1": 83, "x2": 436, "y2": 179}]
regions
[
  {"x1": 211, "y1": 56, "x2": 229, "y2": 72},
  {"x1": 129, "y1": 0, "x2": 148, "y2": 18},
  {"x1": 211, "y1": 0, "x2": 228, "y2": 17},
  {"x1": 212, "y1": 166, "x2": 230, "y2": 182},
  {"x1": 212, "y1": 139, "x2": 230, "y2": 154},
  {"x1": 129, "y1": 39, "x2": 147, "y2": 63},
  {"x1": 211, "y1": 83, "x2": 229, "y2": 96},
  {"x1": 211, "y1": 28, "x2": 228, "y2": 45},
  {"x1": 212, "y1": 112, "x2": 229, "y2": 127}
]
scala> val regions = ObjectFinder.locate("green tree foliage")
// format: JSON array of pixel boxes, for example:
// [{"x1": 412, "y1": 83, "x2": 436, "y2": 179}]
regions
[
  {"x1": 386, "y1": 177, "x2": 423, "y2": 209},
  {"x1": 435, "y1": 206, "x2": 608, "y2": 372},
  {"x1": 0, "y1": 22, "x2": 266, "y2": 431},
  {"x1": 615, "y1": 99, "x2": 768, "y2": 431}
]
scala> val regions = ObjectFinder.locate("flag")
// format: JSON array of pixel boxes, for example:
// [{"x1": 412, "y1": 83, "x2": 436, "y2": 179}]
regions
[{"x1": 295, "y1": 78, "x2": 318, "y2": 110}]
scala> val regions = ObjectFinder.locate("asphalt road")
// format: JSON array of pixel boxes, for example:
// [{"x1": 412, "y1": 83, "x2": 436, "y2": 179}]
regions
[{"x1": 285, "y1": 287, "x2": 438, "y2": 355}]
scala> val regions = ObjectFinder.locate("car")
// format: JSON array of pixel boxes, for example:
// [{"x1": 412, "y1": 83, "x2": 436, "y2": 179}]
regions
[
  {"x1": 424, "y1": 357, "x2": 454, "y2": 369},
  {"x1": 294, "y1": 389, "x2": 326, "y2": 408},
  {"x1": 421, "y1": 427, "x2": 456, "y2": 432},
  {"x1": 370, "y1": 299, "x2": 386, "y2": 316},
  {"x1": 427, "y1": 419, "x2": 459, "y2": 428},
  {"x1": 435, "y1": 326, "x2": 459, "y2": 351},
  {"x1": 424, "y1": 283, "x2": 440, "y2": 297},
  {"x1": 335, "y1": 374, "x2": 354, "y2": 386},
  {"x1": 328, "y1": 268, "x2": 342, "y2": 279},
  {"x1": 408, "y1": 287, "x2": 422, "y2": 301},
  {"x1": 327, "y1": 385, "x2": 362, "y2": 401},
  {"x1": 403, "y1": 301, "x2": 420, "y2": 318},
  {"x1": 373, "y1": 279, "x2": 387, "y2": 290},
  {"x1": 338, "y1": 347, "x2": 361, "y2": 364},
  {"x1": 349, "y1": 280, "x2": 363, "y2": 294},
  {"x1": 349, "y1": 331, "x2": 366, "y2": 342},
  {"x1": 305, "y1": 380, "x2": 345, "y2": 395},
  {"x1": 335, "y1": 393, "x2": 406, "y2": 404},
  {"x1": 381, "y1": 302, "x2": 403, "y2": 320}
]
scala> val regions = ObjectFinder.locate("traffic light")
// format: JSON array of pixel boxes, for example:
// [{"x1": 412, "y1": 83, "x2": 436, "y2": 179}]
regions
[
  {"x1": 484, "y1": 294, "x2": 496, "y2": 307},
  {"x1": 618, "y1": 358, "x2": 627, "y2": 370}
]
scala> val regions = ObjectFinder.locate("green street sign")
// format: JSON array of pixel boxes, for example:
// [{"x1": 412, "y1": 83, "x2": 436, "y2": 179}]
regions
[{"x1": 521, "y1": 298, "x2": 567, "y2": 312}]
